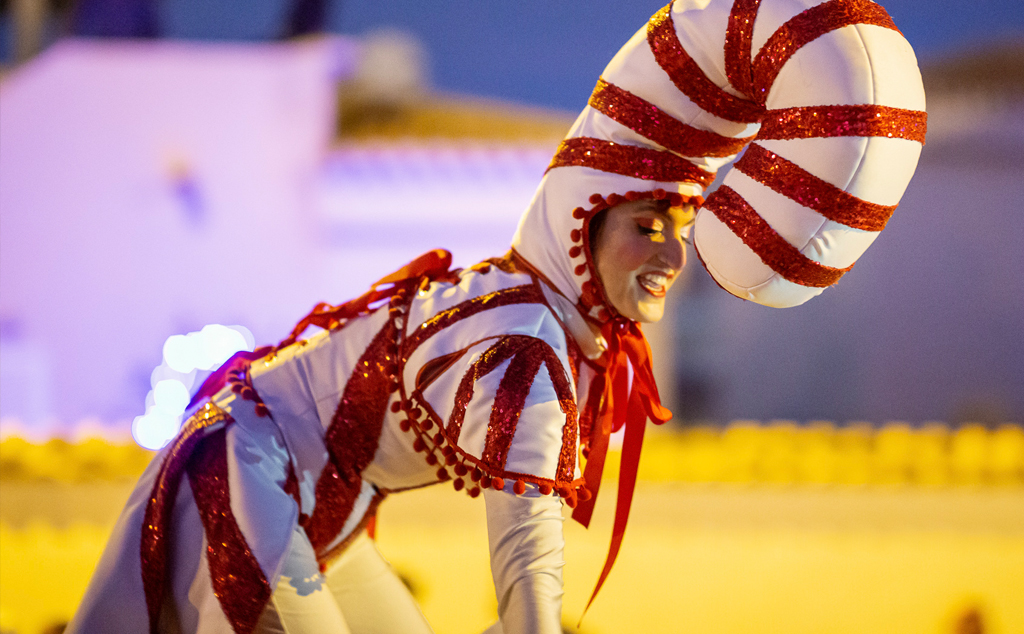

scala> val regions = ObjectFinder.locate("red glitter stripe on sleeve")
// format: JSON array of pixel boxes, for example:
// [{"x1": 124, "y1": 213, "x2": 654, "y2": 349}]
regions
[
  {"x1": 588, "y1": 79, "x2": 753, "y2": 158},
  {"x1": 703, "y1": 185, "x2": 853, "y2": 287},
  {"x1": 724, "y1": 0, "x2": 763, "y2": 98},
  {"x1": 481, "y1": 340, "x2": 547, "y2": 471},
  {"x1": 647, "y1": 3, "x2": 765, "y2": 123},
  {"x1": 758, "y1": 105, "x2": 928, "y2": 144},
  {"x1": 447, "y1": 337, "x2": 534, "y2": 443},
  {"x1": 306, "y1": 319, "x2": 398, "y2": 554},
  {"x1": 735, "y1": 143, "x2": 896, "y2": 230},
  {"x1": 186, "y1": 428, "x2": 272, "y2": 634},
  {"x1": 540, "y1": 346, "x2": 579, "y2": 484},
  {"x1": 750, "y1": 0, "x2": 899, "y2": 102},
  {"x1": 404, "y1": 285, "x2": 544, "y2": 354},
  {"x1": 548, "y1": 137, "x2": 715, "y2": 188}
]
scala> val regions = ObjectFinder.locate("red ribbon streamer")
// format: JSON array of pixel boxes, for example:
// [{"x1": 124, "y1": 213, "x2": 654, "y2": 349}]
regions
[
  {"x1": 188, "y1": 249, "x2": 455, "y2": 409},
  {"x1": 572, "y1": 319, "x2": 671, "y2": 622}
]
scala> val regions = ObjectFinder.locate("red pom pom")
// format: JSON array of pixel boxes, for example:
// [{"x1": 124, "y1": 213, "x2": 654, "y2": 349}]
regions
[
  {"x1": 607, "y1": 193, "x2": 622, "y2": 205},
  {"x1": 425, "y1": 453, "x2": 438, "y2": 465},
  {"x1": 453, "y1": 463, "x2": 468, "y2": 477},
  {"x1": 574, "y1": 264, "x2": 587, "y2": 276},
  {"x1": 390, "y1": 401, "x2": 402, "y2": 413},
  {"x1": 441, "y1": 446, "x2": 454, "y2": 457},
  {"x1": 568, "y1": 245, "x2": 582, "y2": 258},
  {"x1": 469, "y1": 486, "x2": 481, "y2": 498},
  {"x1": 653, "y1": 188, "x2": 666, "y2": 199},
  {"x1": 582, "y1": 446, "x2": 590, "y2": 459},
  {"x1": 598, "y1": 308, "x2": 610, "y2": 321},
  {"x1": 470, "y1": 468, "x2": 482, "y2": 482},
  {"x1": 420, "y1": 418, "x2": 433, "y2": 431},
  {"x1": 389, "y1": 381, "x2": 400, "y2": 393},
  {"x1": 480, "y1": 476, "x2": 492, "y2": 489},
  {"x1": 582, "y1": 281, "x2": 596, "y2": 295},
  {"x1": 408, "y1": 408, "x2": 421, "y2": 420},
  {"x1": 453, "y1": 478, "x2": 465, "y2": 491},
  {"x1": 570, "y1": 229, "x2": 582, "y2": 242},
  {"x1": 445, "y1": 453, "x2": 458, "y2": 466},
  {"x1": 432, "y1": 432, "x2": 444, "y2": 446},
  {"x1": 436, "y1": 467, "x2": 450, "y2": 481},
  {"x1": 479, "y1": 264, "x2": 492, "y2": 274},
  {"x1": 412, "y1": 438, "x2": 426, "y2": 452},
  {"x1": 578, "y1": 487, "x2": 593, "y2": 502},
  {"x1": 624, "y1": 190, "x2": 640, "y2": 201},
  {"x1": 513, "y1": 480, "x2": 526, "y2": 495},
  {"x1": 588, "y1": 194, "x2": 604, "y2": 204},
  {"x1": 564, "y1": 491, "x2": 578, "y2": 508},
  {"x1": 572, "y1": 207, "x2": 587, "y2": 219},
  {"x1": 399, "y1": 419, "x2": 411, "y2": 432},
  {"x1": 240, "y1": 386, "x2": 255, "y2": 400},
  {"x1": 539, "y1": 484, "x2": 553, "y2": 495},
  {"x1": 231, "y1": 383, "x2": 244, "y2": 394},
  {"x1": 491, "y1": 477, "x2": 505, "y2": 491},
  {"x1": 254, "y1": 403, "x2": 269, "y2": 418},
  {"x1": 669, "y1": 192, "x2": 684, "y2": 206}
]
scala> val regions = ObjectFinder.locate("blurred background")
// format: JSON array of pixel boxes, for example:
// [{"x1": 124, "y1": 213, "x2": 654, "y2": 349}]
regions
[{"x1": 0, "y1": 1, "x2": 1022, "y2": 633}]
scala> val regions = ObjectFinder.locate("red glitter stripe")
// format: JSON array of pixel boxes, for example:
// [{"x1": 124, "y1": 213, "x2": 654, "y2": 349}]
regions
[
  {"x1": 703, "y1": 185, "x2": 852, "y2": 287},
  {"x1": 404, "y1": 285, "x2": 544, "y2": 353},
  {"x1": 548, "y1": 137, "x2": 715, "y2": 187},
  {"x1": 724, "y1": 0, "x2": 763, "y2": 98},
  {"x1": 647, "y1": 3, "x2": 764, "y2": 123},
  {"x1": 735, "y1": 143, "x2": 895, "y2": 230},
  {"x1": 187, "y1": 428, "x2": 272, "y2": 634},
  {"x1": 589, "y1": 79, "x2": 753, "y2": 158},
  {"x1": 750, "y1": 0, "x2": 899, "y2": 102},
  {"x1": 141, "y1": 402, "x2": 230, "y2": 634},
  {"x1": 447, "y1": 337, "x2": 535, "y2": 443},
  {"x1": 306, "y1": 318, "x2": 397, "y2": 554},
  {"x1": 481, "y1": 340, "x2": 547, "y2": 471},
  {"x1": 758, "y1": 105, "x2": 927, "y2": 144},
  {"x1": 541, "y1": 346, "x2": 579, "y2": 484}
]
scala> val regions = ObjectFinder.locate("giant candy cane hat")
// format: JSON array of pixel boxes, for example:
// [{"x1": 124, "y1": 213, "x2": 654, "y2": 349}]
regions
[{"x1": 512, "y1": 0, "x2": 927, "y2": 311}]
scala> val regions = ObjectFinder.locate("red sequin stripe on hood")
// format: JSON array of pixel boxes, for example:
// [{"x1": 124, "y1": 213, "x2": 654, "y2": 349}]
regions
[
  {"x1": 735, "y1": 143, "x2": 897, "y2": 231},
  {"x1": 703, "y1": 185, "x2": 853, "y2": 287},
  {"x1": 588, "y1": 79, "x2": 754, "y2": 158},
  {"x1": 750, "y1": 0, "x2": 899, "y2": 103},
  {"x1": 758, "y1": 104, "x2": 928, "y2": 143},
  {"x1": 724, "y1": 0, "x2": 763, "y2": 99},
  {"x1": 648, "y1": 2, "x2": 765, "y2": 123}
]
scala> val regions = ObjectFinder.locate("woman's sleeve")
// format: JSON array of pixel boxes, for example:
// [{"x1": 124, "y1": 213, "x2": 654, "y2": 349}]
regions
[{"x1": 484, "y1": 485, "x2": 565, "y2": 634}]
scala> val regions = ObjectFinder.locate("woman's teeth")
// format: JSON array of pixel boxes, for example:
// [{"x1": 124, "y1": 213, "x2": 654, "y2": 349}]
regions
[{"x1": 638, "y1": 273, "x2": 669, "y2": 296}]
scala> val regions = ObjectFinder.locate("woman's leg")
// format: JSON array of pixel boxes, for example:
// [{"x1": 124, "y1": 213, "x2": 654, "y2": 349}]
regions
[
  {"x1": 255, "y1": 526, "x2": 351, "y2": 634},
  {"x1": 323, "y1": 532, "x2": 434, "y2": 634}
]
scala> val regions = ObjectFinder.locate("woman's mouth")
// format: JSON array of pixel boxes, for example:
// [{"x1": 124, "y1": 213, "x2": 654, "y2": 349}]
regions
[{"x1": 637, "y1": 272, "x2": 671, "y2": 298}]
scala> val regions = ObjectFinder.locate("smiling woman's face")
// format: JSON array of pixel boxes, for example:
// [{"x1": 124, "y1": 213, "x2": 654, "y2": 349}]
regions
[{"x1": 591, "y1": 199, "x2": 694, "y2": 323}]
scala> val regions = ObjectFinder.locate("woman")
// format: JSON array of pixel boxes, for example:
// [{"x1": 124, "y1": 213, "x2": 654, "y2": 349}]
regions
[{"x1": 69, "y1": 0, "x2": 925, "y2": 631}]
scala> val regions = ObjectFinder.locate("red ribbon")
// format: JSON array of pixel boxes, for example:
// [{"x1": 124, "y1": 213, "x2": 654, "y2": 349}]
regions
[
  {"x1": 572, "y1": 318, "x2": 671, "y2": 621},
  {"x1": 188, "y1": 249, "x2": 455, "y2": 409}
]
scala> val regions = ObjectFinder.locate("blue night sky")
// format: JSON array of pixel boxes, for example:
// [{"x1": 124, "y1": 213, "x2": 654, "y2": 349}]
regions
[{"x1": 13, "y1": 0, "x2": 1024, "y2": 110}]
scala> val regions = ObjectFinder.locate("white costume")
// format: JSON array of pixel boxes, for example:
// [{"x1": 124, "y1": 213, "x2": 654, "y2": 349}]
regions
[{"x1": 68, "y1": 1, "x2": 925, "y2": 632}]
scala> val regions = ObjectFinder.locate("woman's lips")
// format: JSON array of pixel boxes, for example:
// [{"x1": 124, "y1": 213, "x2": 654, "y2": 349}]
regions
[{"x1": 637, "y1": 272, "x2": 671, "y2": 298}]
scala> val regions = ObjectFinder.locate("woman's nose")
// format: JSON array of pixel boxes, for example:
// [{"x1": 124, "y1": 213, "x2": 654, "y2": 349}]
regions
[{"x1": 658, "y1": 232, "x2": 686, "y2": 272}]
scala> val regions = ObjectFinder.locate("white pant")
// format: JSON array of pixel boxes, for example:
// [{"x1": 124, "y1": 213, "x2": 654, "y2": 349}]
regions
[{"x1": 254, "y1": 528, "x2": 434, "y2": 634}]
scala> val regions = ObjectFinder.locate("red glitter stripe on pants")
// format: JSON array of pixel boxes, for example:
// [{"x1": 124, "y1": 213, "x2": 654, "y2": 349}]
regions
[
  {"x1": 724, "y1": 0, "x2": 763, "y2": 98},
  {"x1": 735, "y1": 143, "x2": 896, "y2": 231},
  {"x1": 647, "y1": 3, "x2": 764, "y2": 123},
  {"x1": 703, "y1": 185, "x2": 852, "y2": 287},
  {"x1": 750, "y1": 0, "x2": 899, "y2": 102},
  {"x1": 187, "y1": 428, "x2": 272, "y2": 634},
  {"x1": 588, "y1": 79, "x2": 753, "y2": 158},
  {"x1": 758, "y1": 104, "x2": 928, "y2": 144},
  {"x1": 306, "y1": 318, "x2": 397, "y2": 555},
  {"x1": 548, "y1": 137, "x2": 715, "y2": 187},
  {"x1": 141, "y1": 403, "x2": 230, "y2": 634}
]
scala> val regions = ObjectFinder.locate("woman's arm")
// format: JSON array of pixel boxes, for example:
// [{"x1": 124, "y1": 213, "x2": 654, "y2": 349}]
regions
[{"x1": 484, "y1": 485, "x2": 566, "y2": 634}]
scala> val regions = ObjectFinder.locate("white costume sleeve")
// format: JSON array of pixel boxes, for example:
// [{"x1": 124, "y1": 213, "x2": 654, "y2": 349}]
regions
[{"x1": 484, "y1": 485, "x2": 565, "y2": 634}]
